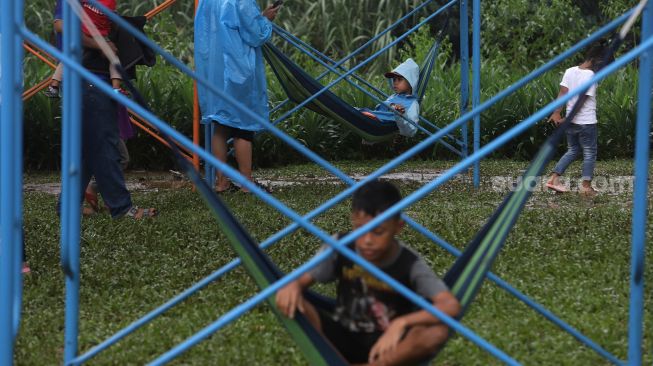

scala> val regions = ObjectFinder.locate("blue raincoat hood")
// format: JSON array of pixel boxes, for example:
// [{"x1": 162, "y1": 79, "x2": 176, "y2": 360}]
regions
[
  {"x1": 194, "y1": 0, "x2": 272, "y2": 131},
  {"x1": 384, "y1": 58, "x2": 419, "y2": 96}
]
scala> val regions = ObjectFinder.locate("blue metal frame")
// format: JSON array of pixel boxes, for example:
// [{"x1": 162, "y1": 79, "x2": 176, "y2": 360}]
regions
[
  {"x1": 60, "y1": 0, "x2": 84, "y2": 363},
  {"x1": 459, "y1": 0, "x2": 470, "y2": 158},
  {"x1": 5, "y1": 0, "x2": 648, "y2": 365},
  {"x1": 472, "y1": 0, "x2": 481, "y2": 187},
  {"x1": 628, "y1": 1, "x2": 652, "y2": 365},
  {"x1": 1, "y1": 0, "x2": 25, "y2": 364}
]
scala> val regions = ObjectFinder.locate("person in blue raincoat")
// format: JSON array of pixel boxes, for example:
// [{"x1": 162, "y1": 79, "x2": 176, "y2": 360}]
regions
[{"x1": 194, "y1": 0, "x2": 280, "y2": 193}]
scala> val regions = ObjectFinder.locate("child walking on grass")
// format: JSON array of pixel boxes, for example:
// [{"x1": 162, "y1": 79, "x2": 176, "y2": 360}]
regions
[
  {"x1": 276, "y1": 180, "x2": 460, "y2": 365},
  {"x1": 546, "y1": 44, "x2": 606, "y2": 196}
]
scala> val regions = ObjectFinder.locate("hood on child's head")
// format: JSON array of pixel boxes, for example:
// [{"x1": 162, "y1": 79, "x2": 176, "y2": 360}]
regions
[{"x1": 384, "y1": 58, "x2": 419, "y2": 96}]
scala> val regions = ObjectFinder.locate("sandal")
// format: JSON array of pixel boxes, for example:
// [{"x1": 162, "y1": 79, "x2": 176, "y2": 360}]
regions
[
  {"x1": 241, "y1": 180, "x2": 273, "y2": 194},
  {"x1": 124, "y1": 206, "x2": 158, "y2": 220},
  {"x1": 84, "y1": 190, "x2": 100, "y2": 213},
  {"x1": 215, "y1": 184, "x2": 239, "y2": 194}
]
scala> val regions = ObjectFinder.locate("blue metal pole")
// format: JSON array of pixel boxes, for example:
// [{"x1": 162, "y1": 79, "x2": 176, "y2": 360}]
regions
[
  {"x1": 472, "y1": 0, "x2": 481, "y2": 187},
  {"x1": 627, "y1": 1, "x2": 652, "y2": 365},
  {"x1": 24, "y1": 0, "x2": 635, "y2": 290},
  {"x1": 459, "y1": 0, "x2": 470, "y2": 158},
  {"x1": 61, "y1": 0, "x2": 83, "y2": 363},
  {"x1": 147, "y1": 41, "x2": 647, "y2": 363},
  {"x1": 68, "y1": 0, "x2": 631, "y2": 181},
  {"x1": 0, "y1": 0, "x2": 23, "y2": 363},
  {"x1": 21, "y1": 6, "x2": 640, "y2": 362},
  {"x1": 11, "y1": 0, "x2": 25, "y2": 341},
  {"x1": 20, "y1": 47, "x2": 525, "y2": 364}
]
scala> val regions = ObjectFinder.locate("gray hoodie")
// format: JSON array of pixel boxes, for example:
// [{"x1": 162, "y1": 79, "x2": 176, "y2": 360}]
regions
[{"x1": 382, "y1": 58, "x2": 420, "y2": 137}]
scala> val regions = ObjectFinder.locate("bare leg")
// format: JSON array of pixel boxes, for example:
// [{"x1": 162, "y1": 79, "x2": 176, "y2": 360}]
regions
[
  {"x1": 233, "y1": 137, "x2": 253, "y2": 192},
  {"x1": 212, "y1": 125, "x2": 231, "y2": 191},
  {"x1": 51, "y1": 63, "x2": 63, "y2": 87},
  {"x1": 369, "y1": 325, "x2": 449, "y2": 366}
]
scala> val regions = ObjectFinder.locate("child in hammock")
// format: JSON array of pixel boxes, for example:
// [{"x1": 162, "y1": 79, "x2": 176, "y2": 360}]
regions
[
  {"x1": 276, "y1": 180, "x2": 460, "y2": 365},
  {"x1": 360, "y1": 58, "x2": 420, "y2": 137}
]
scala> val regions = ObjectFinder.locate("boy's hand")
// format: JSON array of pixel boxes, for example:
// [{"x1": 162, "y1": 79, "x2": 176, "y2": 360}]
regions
[
  {"x1": 275, "y1": 281, "x2": 304, "y2": 318},
  {"x1": 390, "y1": 103, "x2": 406, "y2": 114},
  {"x1": 548, "y1": 112, "x2": 564, "y2": 126},
  {"x1": 368, "y1": 317, "x2": 407, "y2": 364}
]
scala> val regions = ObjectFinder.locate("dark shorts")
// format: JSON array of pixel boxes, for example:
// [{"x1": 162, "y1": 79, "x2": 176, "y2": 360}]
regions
[
  {"x1": 319, "y1": 312, "x2": 382, "y2": 364},
  {"x1": 216, "y1": 123, "x2": 255, "y2": 142}
]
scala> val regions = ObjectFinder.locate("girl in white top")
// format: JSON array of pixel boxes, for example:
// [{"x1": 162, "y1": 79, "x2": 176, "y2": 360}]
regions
[{"x1": 546, "y1": 44, "x2": 605, "y2": 196}]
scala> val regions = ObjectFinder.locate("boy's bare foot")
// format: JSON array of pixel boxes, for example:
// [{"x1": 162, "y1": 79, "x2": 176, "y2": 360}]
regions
[{"x1": 545, "y1": 182, "x2": 568, "y2": 193}]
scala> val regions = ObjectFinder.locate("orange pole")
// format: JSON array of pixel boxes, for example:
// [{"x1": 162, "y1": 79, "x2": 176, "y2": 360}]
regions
[
  {"x1": 129, "y1": 116, "x2": 193, "y2": 162},
  {"x1": 129, "y1": 111, "x2": 194, "y2": 155},
  {"x1": 130, "y1": 112, "x2": 194, "y2": 155},
  {"x1": 23, "y1": 43, "x2": 57, "y2": 69},
  {"x1": 22, "y1": 42, "x2": 57, "y2": 102},
  {"x1": 22, "y1": 77, "x2": 51, "y2": 100},
  {"x1": 145, "y1": 0, "x2": 178, "y2": 20}
]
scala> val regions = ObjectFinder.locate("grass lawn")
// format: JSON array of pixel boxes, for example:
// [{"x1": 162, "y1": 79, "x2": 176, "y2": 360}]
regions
[{"x1": 16, "y1": 159, "x2": 652, "y2": 365}]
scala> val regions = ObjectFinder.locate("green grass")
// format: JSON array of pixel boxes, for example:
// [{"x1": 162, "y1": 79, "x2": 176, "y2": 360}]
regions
[{"x1": 16, "y1": 159, "x2": 652, "y2": 365}]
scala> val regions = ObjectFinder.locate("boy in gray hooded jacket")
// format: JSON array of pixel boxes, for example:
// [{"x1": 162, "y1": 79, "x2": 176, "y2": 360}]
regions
[{"x1": 361, "y1": 58, "x2": 420, "y2": 137}]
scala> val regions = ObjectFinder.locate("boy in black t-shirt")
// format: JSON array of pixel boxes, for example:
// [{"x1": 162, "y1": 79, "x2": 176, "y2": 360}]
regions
[{"x1": 276, "y1": 180, "x2": 460, "y2": 365}]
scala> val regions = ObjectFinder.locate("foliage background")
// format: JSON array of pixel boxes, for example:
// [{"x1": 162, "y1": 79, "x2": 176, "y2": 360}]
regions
[{"x1": 21, "y1": 0, "x2": 638, "y2": 170}]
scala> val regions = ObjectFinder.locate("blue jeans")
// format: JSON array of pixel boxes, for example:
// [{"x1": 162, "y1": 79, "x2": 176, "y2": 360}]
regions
[
  {"x1": 552, "y1": 123, "x2": 598, "y2": 181},
  {"x1": 58, "y1": 82, "x2": 132, "y2": 217}
]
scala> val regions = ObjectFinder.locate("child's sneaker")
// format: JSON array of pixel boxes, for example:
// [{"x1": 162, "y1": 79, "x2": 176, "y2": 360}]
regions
[{"x1": 44, "y1": 85, "x2": 60, "y2": 98}]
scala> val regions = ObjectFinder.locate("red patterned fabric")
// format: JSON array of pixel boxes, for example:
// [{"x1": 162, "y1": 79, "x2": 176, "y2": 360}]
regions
[{"x1": 81, "y1": 0, "x2": 116, "y2": 37}]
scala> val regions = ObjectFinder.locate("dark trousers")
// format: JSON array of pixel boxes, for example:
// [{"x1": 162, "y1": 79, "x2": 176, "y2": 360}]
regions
[
  {"x1": 56, "y1": 82, "x2": 133, "y2": 218},
  {"x1": 80, "y1": 83, "x2": 132, "y2": 217}
]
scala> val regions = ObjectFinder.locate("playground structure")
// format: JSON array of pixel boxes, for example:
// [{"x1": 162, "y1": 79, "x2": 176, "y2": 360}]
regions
[{"x1": 1, "y1": 0, "x2": 651, "y2": 364}]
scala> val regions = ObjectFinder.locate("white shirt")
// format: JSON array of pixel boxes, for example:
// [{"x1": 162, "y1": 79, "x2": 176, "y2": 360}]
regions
[{"x1": 560, "y1": 66, "x2": 598, "y2": 125}]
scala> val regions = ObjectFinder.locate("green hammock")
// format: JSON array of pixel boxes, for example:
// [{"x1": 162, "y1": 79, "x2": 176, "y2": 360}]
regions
[
  {"x1": 159, "y1": 19, "x2": 612, "y2": 362},
  {"x1": 165, "y1": 114, "x2": 569, "y2": 364},
  {"x1": 263, "y1": 29, "x2": 445, "y2": 142}
]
